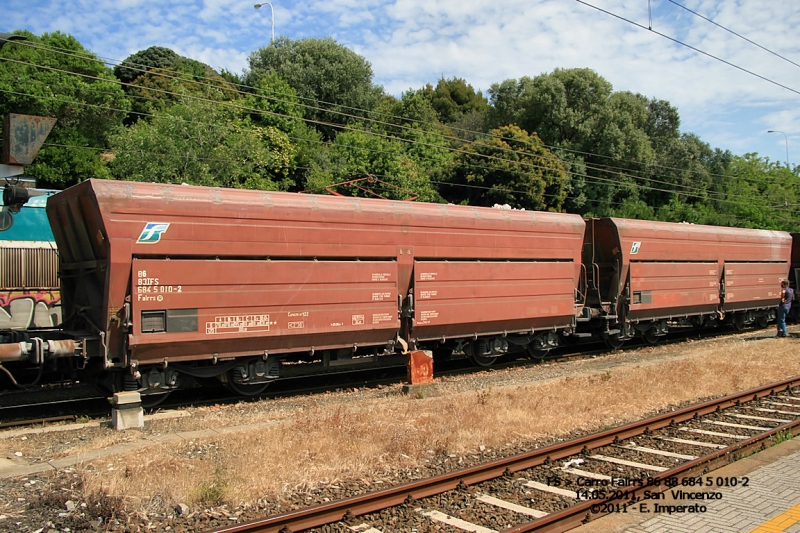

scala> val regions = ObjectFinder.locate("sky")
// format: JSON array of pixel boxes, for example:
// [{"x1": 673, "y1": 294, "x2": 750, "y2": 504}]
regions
[{"x1": 4, "y1": 0, "x2": 800, "y2": 166}]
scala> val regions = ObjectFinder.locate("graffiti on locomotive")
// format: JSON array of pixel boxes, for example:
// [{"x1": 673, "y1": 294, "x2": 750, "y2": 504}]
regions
[{"x1": 0, "y1": 290, "x2": 61, "y2": 329}]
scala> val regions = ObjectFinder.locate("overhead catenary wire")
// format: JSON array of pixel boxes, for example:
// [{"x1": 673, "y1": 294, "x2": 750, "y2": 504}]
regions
[
  {"x1": 668, "y1": 0, "x2": 800, "y2": 71},
  {"x1": 1, "y1": 39, "x2": 798, "y2": 223},
  {"x1": 1, "y1": 36, "x2": 768, "y2": 191},
  {"x1": 0, "y1": 49, "x2": 779, "y2": 202},
  {"x1": 6, "y1": 84, "x2": 790, "y2": 218},
  {"x1": 29, "y1": 138, "x2": 794, "y2": 225},
  {"x1": 5, "y1": 34, "x2": 793, "y2": 201},
  {"x1": 574, "y1": 0, "x2": 800, "y2": 97}
]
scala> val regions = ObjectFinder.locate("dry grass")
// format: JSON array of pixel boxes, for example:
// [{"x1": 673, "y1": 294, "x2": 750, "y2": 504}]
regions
[{"x1": 39, "y1": 336, "x2": 800, "y2": 510}]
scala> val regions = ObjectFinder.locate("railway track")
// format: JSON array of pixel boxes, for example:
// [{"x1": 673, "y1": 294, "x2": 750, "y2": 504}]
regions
[
  {"x1": 202, "y1": 376, "x2": 800, "y2": 533},
  {"x1": 0, "y1": 324, "x2": 780, "y2": 427}
]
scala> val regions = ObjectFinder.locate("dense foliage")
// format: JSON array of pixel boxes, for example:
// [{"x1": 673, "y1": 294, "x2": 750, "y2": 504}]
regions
[
  {"x1": 0, "y1": 31, "x2": 129, "y2": 187},
  {"x1": 2, "y1": 31, "x2": 798, "y2": 231}
]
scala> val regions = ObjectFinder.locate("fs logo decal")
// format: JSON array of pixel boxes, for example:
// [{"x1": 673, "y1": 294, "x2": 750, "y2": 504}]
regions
[
  {"x1": 136, "y1": 223, "x2": 170, "y2": 244},
  {"x1": 630, "y1": 241, "x2": 641, "y2": 255}
]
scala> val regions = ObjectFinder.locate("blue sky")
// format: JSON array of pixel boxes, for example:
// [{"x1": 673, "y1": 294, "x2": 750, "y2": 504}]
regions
[{"x1": 5, "y1": 0, "x2": 799, "y2": 166}]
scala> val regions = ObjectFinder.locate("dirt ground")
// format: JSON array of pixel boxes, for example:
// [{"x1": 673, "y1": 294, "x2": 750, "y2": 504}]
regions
[{"x1": 1, "y1": 326, "x2": 799, "y2": 533}]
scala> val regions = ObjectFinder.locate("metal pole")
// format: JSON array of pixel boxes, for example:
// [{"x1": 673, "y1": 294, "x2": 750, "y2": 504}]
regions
[
  {"x1": 254, "y1": 3, "x2": 275, "y2": 43},
  {"x1": 768, "y1": 130, "x2": 789, "y2": 167}
]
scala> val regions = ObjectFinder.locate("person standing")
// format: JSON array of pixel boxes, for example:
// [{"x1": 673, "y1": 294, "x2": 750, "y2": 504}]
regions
[{"x1": 777, "y1": 280, "x2": 794, "y2": 337}]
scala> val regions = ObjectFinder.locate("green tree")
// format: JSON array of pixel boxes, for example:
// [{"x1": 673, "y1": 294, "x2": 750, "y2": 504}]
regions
[
  {"x1": 246, "y1": 37, "x2": 384, "y2": 139},
  {"x1": 107, "y1": 97, "x2": 294, "y2": 190},
  {"x1": 486, "y1": 76, "x2": 535, "y2": 129},
  {"x1": 244, "y1": 73, "x2": 325, "y2": 191},
  {"x1": 0, "y1": 30, "x2": 130, "y2": 187},
  {"x1": 116, "y1": 47, "x2": 239, "y2": 123},
  {"x1": 717, "y1": 154, "x2": 799, "y2": 230},
  {"x1": 420, "y1": 77, "x2": 489, "y2": 129},
  {"x1": 442, "y1": 125, "x2": 568, "y2": 211},
  {"x1": 373, "y1": 91, "x2": 454, "y2": 177},
  {"x1": 488, "y1": 69, "x2": 660, "y2": 215},
  {"x1": 244, "y1": 73, "x2": 305, "y2": 133},
  {"x1": 303, "y1": 129, "x2": 441, "y2": 202},
  {"x1": 114, "y1": 46, "x2": 181, "y2": 84}
]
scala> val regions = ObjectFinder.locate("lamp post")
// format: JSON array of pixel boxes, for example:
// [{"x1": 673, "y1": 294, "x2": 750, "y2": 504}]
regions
[
  {"x1": 254, "y1": 3, "x2": 275, "y2": 44},
  {"x1": 767, "y1": 130, "x2": 789, "y2": 167}
]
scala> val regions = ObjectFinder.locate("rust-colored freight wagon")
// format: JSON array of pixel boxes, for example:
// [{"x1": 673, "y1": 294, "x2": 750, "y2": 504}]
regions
[
  {"x1": 790, "y1": 233, "x2": 800, "y2": 311},
  {"x1": 584, "y1": 218, "x2": 791, "y2": 344},
  {"x1": 45, "y1": 180, "x2": 586, "y2": 392}
]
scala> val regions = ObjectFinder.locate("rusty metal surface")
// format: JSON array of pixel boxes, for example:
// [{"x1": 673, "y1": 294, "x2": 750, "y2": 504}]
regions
[
  {"x1": 45, "y1": 339, "x2": 77, "y2": 357},
  {"x1": 412, "y1": 260, "x2": 579, "y2": 339},
  {"x1": 46, "y1": 180, "x2": 586, "y2": 365},
  {"x1": 407, "y1": 349, "x2": 433, "y2": 384},
  {"x1": 628, "y1": 261, "x2": 719, "y2": 319},
  {"x1": 722, "y1": 261, "x2": 787, "y2": 311},
  {"x1": 0, "y1": 342, "x2": 26, "y2": 362},
  {"x1": 592, "y1": 218, "x2": 791, "y2": 319},
  {"x1": 201, "y1": 376, "x2": 800, "y2": 533},
  {"x1": 129, "y1": 258, "x2": 399, "y2": 362},
  {"x1": 609, "y1": 218, "x2": 791, "y2": 264},
  {"x1": 1, "y1": 114, "x2": 56, "y2": 166}
]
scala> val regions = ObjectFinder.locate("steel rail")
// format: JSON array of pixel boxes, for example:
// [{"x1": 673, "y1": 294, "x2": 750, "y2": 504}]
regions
[
  {"x1": 202, "y1": 375, "x2": 800, "y2": 533},
  {"x1": 0, "y1": 414, "x2": 77, "y2": 429},
  {"x1": 504, "y1": 408, "x2": 800, "y2": 532}
]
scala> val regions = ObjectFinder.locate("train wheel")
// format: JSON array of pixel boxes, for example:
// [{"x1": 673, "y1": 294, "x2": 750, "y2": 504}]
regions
[
  {"x1": 141, "y1": 391, "x2": 171, "y2": 408},
  {"x1": 755, "y1": 315, "x2": 769, "y2": 329},
  {"x1": 226, "y1": 380, "x2": 271, "y2": 396},
  {"x1": 467, "y1": 340, "x2": 498, "y2": 367},
  {"x1": 604, "y1": 334, "x2": 625, "y2": 350},
  {"x1": 469, "y1": 353, "x2": 498, "y2": 367},
  {"x1": 732, "y1": 315, "x2": 746, "y2": 331},
  {"x1": 642, "y1": 328, "x2": 660, "y2": 345},
  {"x1": 525, "y1": 345, "x2": 549, "y2": 362}
]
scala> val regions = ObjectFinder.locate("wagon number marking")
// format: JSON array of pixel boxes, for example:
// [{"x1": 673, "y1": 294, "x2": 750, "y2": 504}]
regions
[{"x1": 136, "y1": 270, "x2": 181, "y2": 300}]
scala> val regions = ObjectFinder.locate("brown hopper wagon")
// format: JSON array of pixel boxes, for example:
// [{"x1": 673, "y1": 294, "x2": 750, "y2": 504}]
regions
[
  {"x1": 0, "y1": 179, "x2": 795, "y2": 398},
  {"x1": 37, "y1": 179, "x2": 585, "y2": 393},
  {"x1": 582, "y1": 218, "x2": 791, "y2": 346}
]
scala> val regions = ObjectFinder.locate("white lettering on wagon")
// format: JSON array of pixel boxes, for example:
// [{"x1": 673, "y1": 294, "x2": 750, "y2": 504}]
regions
[
  {"x1": 372, "y1": 313, "x2": 394, "y2": 324},
  {"x1": 418, "y1": 310, "x2": 439, "y2": 324},
  {"x1": 419, "y1": 290, "x2": 438, "y2": 299},
  {"x1": 372, "y1": 292, "x2": 392, "y2": 301},
  {"x1": 136, "y1": 270, "x2": 182, "y2": 299},
  {"x1": 420, "y1": 272, "x2": 437, "y2": 281},
  {"x1": 371, "y1": 273, "x2": 391, "y2": 282},
  {"x1": 205, "y1": 314, "x2": 274, "y2": 334}
]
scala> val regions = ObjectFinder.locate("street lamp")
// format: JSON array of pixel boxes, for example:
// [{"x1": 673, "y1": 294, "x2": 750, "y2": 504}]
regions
[
  {"x1": 254, "y1": 3, "x2": 274, "y2": 44},
  {"x1": 768, "y1": 130, "x2": 789, "y2": 167}
]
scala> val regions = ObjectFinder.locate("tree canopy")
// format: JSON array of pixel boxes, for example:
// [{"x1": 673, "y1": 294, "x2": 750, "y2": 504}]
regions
[
  {"x1": 442, "y1": 126, "x2": 568, "y2": 211},
  {"x1": 0, "y1": 30, "x2": 129, "y2": 187},
  {"x1": 246, "y1": 37, "x2": 384, "y2": 139},
  {"x1": 107, "y1": 96, "x2": 295, "y2": 190},
  {"x1": 2, "y1": 30, "x2": 798, "y2": 232}
]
